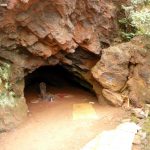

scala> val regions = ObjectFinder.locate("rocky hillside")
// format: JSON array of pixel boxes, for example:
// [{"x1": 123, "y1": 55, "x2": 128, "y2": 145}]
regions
[{"x1": 0, "y1": 0, "x2": 150, "y2": 131}]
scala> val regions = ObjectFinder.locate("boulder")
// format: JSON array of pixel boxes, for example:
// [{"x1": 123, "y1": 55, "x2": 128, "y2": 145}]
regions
[{"x1": 102, "y1": 89, "x2": 124, "y2": 107}]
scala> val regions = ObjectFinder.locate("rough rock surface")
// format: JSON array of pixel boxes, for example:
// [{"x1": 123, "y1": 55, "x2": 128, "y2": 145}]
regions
[
  {"x1": 92, "y1": 36, "x2": 150, "y2": 107},
  {"x1": 92, "y1": 44, "x2": 130, "y2": 91},
  {"x1": 0, "y1": 0, "x2": 124, "y2": 130},
  {"x1": 0, "y1": 0, "x2": 120, "y2": 55},
  {"x1": 0, "y1": 0, "x2": 150, "y2": 131},
  {"x1": 102, "y1": 89, "x2": 124, "y2": 107}
]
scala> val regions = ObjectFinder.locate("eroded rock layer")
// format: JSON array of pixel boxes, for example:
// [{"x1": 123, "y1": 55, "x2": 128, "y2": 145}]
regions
[{"x1": 0, "y1": 0, "x2": 120, "y2": 56}]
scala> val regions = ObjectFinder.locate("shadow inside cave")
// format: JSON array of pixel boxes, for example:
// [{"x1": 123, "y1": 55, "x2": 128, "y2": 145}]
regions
[{"x1": 24, "y1": 65, "x2": 95, "y2": 104}]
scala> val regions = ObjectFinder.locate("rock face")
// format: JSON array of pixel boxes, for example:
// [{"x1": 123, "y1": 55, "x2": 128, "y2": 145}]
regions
[
  {"x1": 0, "y1": 0, "x2": 120, "y2": 55},
  {"x1": 92, "y1": 44, "x2": 130, "y2": 91},
  {"x1": 0, "y1": 0, "x2": 150, "y2": 130},
  {"x1": 92, "y1": 36, "x2": 150, "y2": 107},
  {"x1": 0, "y1": 0, "x2": 122, "y2": 130},
  {"x1": 102, "y1": 89, "x2": 124, "y2": 107}
]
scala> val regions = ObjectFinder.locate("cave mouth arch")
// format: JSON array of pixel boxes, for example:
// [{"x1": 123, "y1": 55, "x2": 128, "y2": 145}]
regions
[{"x1": 24, "y1": 64, "x2": 95, "y2": 104}]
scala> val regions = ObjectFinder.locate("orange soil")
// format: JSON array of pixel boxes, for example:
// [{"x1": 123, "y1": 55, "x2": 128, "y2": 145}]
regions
[{"x1": 0, "y1": 85, "x2": 129, "y2": 150}]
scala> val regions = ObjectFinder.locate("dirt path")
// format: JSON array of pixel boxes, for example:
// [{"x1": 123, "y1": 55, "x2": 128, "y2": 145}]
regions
[{"x1": 0, "y1": 85, "x2": 129, "y2": 150}]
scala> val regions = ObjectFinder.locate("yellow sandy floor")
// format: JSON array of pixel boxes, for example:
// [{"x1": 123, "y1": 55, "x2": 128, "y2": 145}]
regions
[{"x1": 73, "y1": 103, "x2": 98, "y2": 120}]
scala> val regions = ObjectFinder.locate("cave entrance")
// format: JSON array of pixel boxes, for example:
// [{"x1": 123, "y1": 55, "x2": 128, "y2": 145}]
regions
[
  {"x1": 24, "y1": 65, "x2": 95, "y2": 105},
  {"x1": 1, "y1": 65, "x2": 128, "y2": 150}
]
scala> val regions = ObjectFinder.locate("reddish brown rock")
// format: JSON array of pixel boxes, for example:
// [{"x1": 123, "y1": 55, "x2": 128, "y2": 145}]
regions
[
  {"x1": 19, "y1": 30, "x2": 38, "y2": 46},
  {"x1": 1, "y1": 0, "x2": 121, "y2": 56},
  {"x1": 0, "y1": 0, "x2": 140, "y2": 131},
  {"x1": 102, "y1": 89, "x2": 124, "y2": 107},
  {"x1": 27, "y1": 42, "x2": 53, "y2": 58},
  {"x1": 92, "y1": 44, "x2": 131, "y2": 91},
  {"x1": 92, "y1": 36, "x2": 150, "y2": 107}
]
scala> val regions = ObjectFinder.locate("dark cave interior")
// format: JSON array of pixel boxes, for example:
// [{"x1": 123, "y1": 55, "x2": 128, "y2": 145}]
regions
[{"x1": 24, "y1": 65, "x2": 94, "y2": 98}]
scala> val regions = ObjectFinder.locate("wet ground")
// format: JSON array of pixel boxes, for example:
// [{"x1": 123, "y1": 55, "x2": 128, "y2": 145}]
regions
[{"x1": 0, "y1": 84, "x2": 129, "y2": 150}]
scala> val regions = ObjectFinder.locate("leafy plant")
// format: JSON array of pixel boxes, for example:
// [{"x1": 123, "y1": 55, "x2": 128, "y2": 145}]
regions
[
  {"x1": 119, "y1": 7, "x2": 137, "y2": 41},
  {"x1": 120, "y1": 0, "x2": 150, "y2": 40}
]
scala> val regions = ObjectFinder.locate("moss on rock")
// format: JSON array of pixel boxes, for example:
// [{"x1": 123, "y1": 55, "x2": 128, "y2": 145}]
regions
[
  {"x1": 0, "y1": 60, "x2": 28, "y2": 131},
  {"x1": 0, "y1": 61, "x2": 16, "y2": 107}
]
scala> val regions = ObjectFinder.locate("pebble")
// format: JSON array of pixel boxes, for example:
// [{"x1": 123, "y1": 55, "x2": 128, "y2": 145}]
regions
[
  {"x1": 131, "y1": 108, "x2": 148, "y2": 119},
  {"x1": 89, "y1": 102, "x2": 95, "y2": 105}
]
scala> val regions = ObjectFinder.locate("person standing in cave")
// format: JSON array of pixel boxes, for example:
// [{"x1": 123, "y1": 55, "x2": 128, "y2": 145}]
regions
[{"x1": 39, "y1": 82, "x2": 54, "y2": 102}]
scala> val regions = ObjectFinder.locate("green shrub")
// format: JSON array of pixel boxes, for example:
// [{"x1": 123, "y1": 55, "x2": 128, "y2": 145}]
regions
[
  {"x1": 130, "y1": 8, "x2": 150, "y2": 35},
  {"x1": 120, "y1": 0, "x2": 150, "y2": 40}
]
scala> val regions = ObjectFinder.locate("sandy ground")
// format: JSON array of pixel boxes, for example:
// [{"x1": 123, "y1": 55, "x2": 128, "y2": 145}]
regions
[{"x1": 0, "y1": 85, "x2": 129, "y2": 150}]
